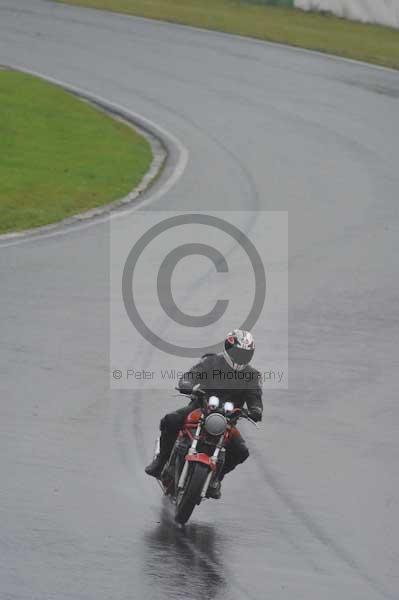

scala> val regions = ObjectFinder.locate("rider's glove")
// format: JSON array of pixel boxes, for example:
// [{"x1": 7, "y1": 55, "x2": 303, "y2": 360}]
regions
[
  {"x1": 178, "y1": 380, "x2": 193, "y2": 395},
  {"x1": 248, "y1": 407, "x2": 262, "y2": 422}
]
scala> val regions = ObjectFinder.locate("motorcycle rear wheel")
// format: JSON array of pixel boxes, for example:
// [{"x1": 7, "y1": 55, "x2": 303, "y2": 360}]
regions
[{"x1": 175, "y1": 462, "x2": 209, "y2": 524}]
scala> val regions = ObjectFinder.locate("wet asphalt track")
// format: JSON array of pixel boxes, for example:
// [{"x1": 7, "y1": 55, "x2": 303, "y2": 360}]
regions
[{"x1": 1, "y1": 1, "x2": 399, "y2": 599}]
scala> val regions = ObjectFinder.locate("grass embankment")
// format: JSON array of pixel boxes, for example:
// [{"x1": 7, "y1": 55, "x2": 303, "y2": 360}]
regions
[
  {"x1": 0, "y1": 70, "x2": 152, "y2": 234},
  {"x1": 55, "y1": 0, "x2": 399, "y2": 69}
]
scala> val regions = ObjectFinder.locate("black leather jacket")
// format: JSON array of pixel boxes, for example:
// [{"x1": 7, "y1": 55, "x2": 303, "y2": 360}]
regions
[{"x1": 178, "y1": 353, "x2": 263, "y2": 419}]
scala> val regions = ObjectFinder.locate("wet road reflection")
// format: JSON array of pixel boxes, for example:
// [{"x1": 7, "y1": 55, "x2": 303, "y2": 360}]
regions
[{"x1": 142, "y1": 499, "x2": 226, "y2": 599}]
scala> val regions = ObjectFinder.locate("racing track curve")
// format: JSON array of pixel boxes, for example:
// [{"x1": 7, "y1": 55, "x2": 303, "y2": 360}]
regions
[{"x1": 1, "y1": 2, "x2": 399, "y2": 599}]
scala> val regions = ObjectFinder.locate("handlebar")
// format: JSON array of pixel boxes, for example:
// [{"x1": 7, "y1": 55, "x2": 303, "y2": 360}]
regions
[
  {"x1": 175, "y1": 386, "x2": 259, "y2": 427},
  {"x1": 175, "y1": 383, "x2": 206, "y2": 398}
]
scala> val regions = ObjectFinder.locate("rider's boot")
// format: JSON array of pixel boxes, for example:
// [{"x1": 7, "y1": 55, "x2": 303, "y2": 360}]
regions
[
  {"x1": 207, "y1": 463, "x2": 234, "y2": 499},
  {"x1": 207, "y1": 478, "x2": 222, "y2": 499},
  {"x1": 145, "y1": 454, "x2": 167, "y2": 478},
  {"x1": 145, "y1": 431, "x2": 175, "y2": 478}
]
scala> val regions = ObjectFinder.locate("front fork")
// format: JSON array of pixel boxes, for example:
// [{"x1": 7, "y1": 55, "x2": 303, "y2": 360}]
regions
[
  {"x1": 177, "y1": 420, "x2": 203, "y2": 490},
  {"x1": 200, "y1": 437, "x2": 225, "y2": 499},
  {"x1": 177, "y1": 419, "x2": 226, "y2": 500}
]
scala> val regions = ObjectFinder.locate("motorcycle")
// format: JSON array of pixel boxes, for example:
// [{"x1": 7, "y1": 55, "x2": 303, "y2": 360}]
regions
[{"x1": 153, "y1": 384, "x2": 257, "y2": 525}]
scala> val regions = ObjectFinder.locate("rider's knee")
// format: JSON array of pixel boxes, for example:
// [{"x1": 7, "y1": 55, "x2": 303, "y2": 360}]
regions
[
  {"x1": 238, "y1": 445, "x2": 250, "y2": 464},
  {"x1": 160, "y1": 412, "x2": 182, "y2": 434}
]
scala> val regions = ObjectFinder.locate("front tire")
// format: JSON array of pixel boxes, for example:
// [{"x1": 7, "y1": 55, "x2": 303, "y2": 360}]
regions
[{"x1": 175, "y1": 462, "x2": 210, "y2": 524}]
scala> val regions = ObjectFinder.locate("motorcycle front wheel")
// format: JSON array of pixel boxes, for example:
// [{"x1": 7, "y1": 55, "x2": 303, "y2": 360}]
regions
[{"x1": 175, "y1": 462, "x2": 209, "y2": 524}]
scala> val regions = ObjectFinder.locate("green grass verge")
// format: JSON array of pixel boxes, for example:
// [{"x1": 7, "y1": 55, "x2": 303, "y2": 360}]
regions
[
  {"x1": 55, "y1": 0, "x2": 399, "y2": 69},
  {"x1": 0, "y1": 70, "x2": 153, "y2": 234}
]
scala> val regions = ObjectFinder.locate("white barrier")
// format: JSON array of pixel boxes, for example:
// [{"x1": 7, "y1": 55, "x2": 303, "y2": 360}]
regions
[{"x1": 295, "y1": 0, "x2": 399, "y2": 28}]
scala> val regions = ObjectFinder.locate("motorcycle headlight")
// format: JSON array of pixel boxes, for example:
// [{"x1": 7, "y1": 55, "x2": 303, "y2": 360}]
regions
[
  {"x1": 208, "y1": 396, "x2": 220, "y2": 410},
  {"x1": 204, "y1": 413, "x2": 227, "y2": 436},
  {"x1": 223, "y1": 402, "x2": 234, "y2": 414}
]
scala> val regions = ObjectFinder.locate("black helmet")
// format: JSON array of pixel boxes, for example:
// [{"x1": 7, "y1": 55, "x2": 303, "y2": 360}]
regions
[{"x1": 223, "y1": 329, "x2": 255, "y2": 371}]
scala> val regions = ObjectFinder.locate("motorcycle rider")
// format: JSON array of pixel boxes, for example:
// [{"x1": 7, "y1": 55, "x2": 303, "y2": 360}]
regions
[{"x1": 145, "y1": 329, "x2": 263, "y2": 499}]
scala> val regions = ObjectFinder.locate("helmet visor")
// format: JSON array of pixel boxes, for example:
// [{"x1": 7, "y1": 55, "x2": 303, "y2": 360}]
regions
[{"x1": 227, "y1": 345, "x2": 254, "y2": 366}]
